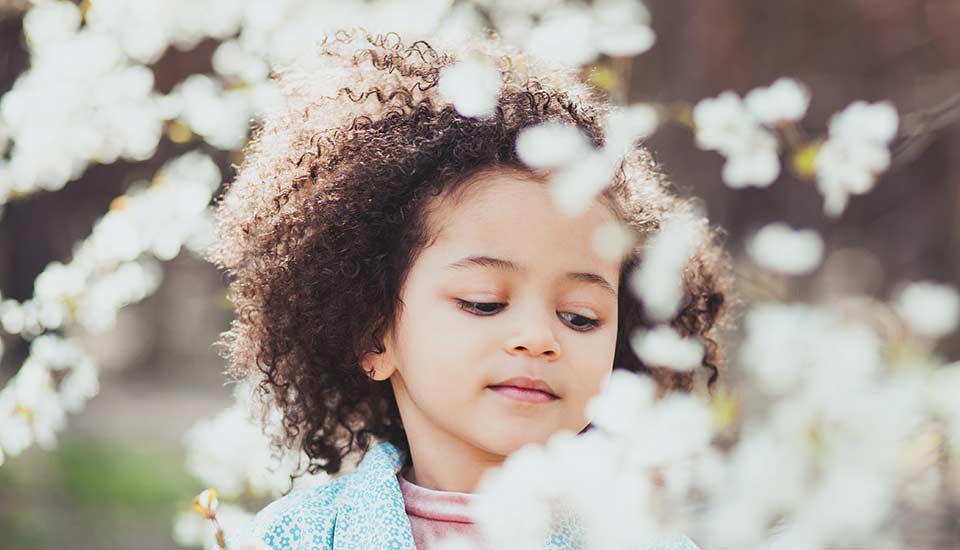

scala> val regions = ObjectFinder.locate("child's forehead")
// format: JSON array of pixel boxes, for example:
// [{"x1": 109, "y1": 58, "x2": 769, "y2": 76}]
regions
[
  {"x1": 427, "y1": 167, "x2": 618, "y2": 237},
  {"x1": 437, "y1": 165, "x2": 548, "y2": 209},
  {"x1": 419, "y1": 173, "x2": 623, "y2": 276}
]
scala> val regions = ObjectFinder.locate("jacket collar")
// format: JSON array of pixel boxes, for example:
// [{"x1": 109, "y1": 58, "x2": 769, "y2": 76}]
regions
[{"x1": 333, "y1": 440, "x2": 417, "y2": 550}]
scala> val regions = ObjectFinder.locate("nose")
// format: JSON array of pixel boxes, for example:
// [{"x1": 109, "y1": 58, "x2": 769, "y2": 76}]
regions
[{"x1": 504, "y1": 300, "x2": 561, "y2": 359}]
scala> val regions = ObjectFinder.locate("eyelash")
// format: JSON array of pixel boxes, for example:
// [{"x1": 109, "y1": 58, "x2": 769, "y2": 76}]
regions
[{"x1": 455, "y1": 300, "x2": 602, "y2": 332}]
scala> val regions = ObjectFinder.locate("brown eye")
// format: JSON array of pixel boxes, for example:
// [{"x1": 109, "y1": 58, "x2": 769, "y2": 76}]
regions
[
  {"x1": 456, "y1": 300, "x2": 504, "y2": 315},
  {"x1": 560, "y1": 312, "x2": 601, "y2": 332}
]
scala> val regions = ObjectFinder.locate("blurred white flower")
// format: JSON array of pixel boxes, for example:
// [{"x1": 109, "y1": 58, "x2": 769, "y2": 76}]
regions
[
  {"x1": 927, "y1": 363, "x2": 960, "y2": 445},
  {"x1": 0, "y1": 24, "x2": 163, "y2": 195},
  {"x1": 525, "y1": 6, "x2": 599, "y2": 67},
  {"x1": 547, "y1": 149, "x2": 621, "y2": 217},
  {"x1": 438, "y1": 58, "x2": 501, "y2": 119},
  {"x1": 693, "y1": 91, "x2": 780, "y2": 187},
  {"x1": 591, "y1": 219, "x2": 636, "y2": 262},
  {"x1": 194, "y1": 488, "x2": 220, "y2": 518},
  {"x1": 747, "y1": 222, "x2": 824, "y2": 275},
  {"x1": 173, "y1": 74, "x2": 254, "y2": 150},
  {"x1": 22, "y1": 0, "x2": 81, "y2": 50},
  {"x1": 526, "y1": 0, "x2": 655, "y2": 66},
  {"x1": 585, "y1": 369, "x2": 656, "y2": 436},
  {"x1": 630, "y1": 325, "x2": 704, "y2": 371},
  {"x1": 603, "y1": 103, "x2": 659, "y2": 154},
  {"x1": 0, "y1": 357, "x2": 65, "y2": 455},
  {"x1": 430, "y1": 534, "x2": 483, "y2": 550},
  {"x1": 744, "y1": 77, "x2": 811, "y2": 126},
  {"x1": 0, "y1": 388, "x2": 33, "y2": 457},
  {"x1": 174, "y1": 502, "x2": 252, "y2": 550},
  {"x1": 85, "y1": 0, "x2": 246, "y2": 64},
  {"x1": 29, "y1": 334, "x2": 99, "y2": 414},
  {"x1": 740, "y1": 303, "x2": 882, "y2": 395},
  {"x1": 516, "y1": 121, "x2": 593, "y2": 170},
  {"x1": 815, "y1": 100, "x2": 898, "y2": 217},
  {"x1": 592, "y1": 0, "x2": 656, "y2": 58},
  {"x1": 0, "y1": 300, "x2": 24, "y2": 335},
  {"x1": 212, "y1": 39, "x2": 270, "y2": 83},
  {"x1": 614, "y1": 393, "x2": 714, "y2": 473},
  {"x1": 894, "y1": 281, "x2": 960, "y2": 339},
  {"x1": 472, "y1": 443, "x2": 556, "y2": 550},
  {"x1": 184, "y1": 379, "x2": 329, "y2": 499},
  {"x1": 628, "y1": 210, "x2": 702, "y2": 321}
]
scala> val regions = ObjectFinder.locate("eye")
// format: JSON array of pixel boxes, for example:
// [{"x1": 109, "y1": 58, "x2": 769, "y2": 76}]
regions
[
  {"x1": 455, "y1": 300, "x2": 505, "y2": 316},
  {"x1": 455, "y1": 300, "x2": 601, "y2": 332},
  {"x1": 559, "y1": 312, "x2": 601, "y2": 332}
]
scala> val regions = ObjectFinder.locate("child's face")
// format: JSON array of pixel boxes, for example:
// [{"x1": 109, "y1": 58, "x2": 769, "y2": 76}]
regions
[{"x1": 367, "y1": 168, "x2": 622, "y2": 462}]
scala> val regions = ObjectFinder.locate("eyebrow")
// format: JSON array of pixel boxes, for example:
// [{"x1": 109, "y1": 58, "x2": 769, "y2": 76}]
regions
[{"x1": 445, "y1": 255, "x2": 617, "y2": 298}]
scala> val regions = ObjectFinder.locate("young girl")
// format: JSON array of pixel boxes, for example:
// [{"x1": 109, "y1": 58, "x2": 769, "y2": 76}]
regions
[{"x1": 209, "y1": 28, "x2": 728, "y2": 550}]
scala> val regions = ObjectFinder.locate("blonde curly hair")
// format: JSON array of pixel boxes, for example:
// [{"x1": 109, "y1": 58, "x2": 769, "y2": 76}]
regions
[{"x1": 207, "y1": 28, "x2": 730, "y2": 479}]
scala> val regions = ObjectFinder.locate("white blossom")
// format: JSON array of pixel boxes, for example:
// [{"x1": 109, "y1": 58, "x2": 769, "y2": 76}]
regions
[
  {"x1": 591, "y1": 219, "x2": 636, "y2": 262},
  {"x1": 628, "y1": 210, "x2": 703, "y2": 321},
  {"x1": 525, "y1": 0, "x2": 655, "y2": 66},
  {"x1": 894, "y1": 281, "x2": 960, "y2": 339},
  {"x1": 438, "y1": 58, "x2": 502, "y2": 119},
  {"x1": 630, "y1": 325, "x2": 705, "y2": 371},
  {"x1": 815, "y1": 100, "x2": 898, "y2": 217},
  {"x1": 525, "y1": 6, "x2": 600, "y2": 68},
  {"x1": 172, "y1": 74, "x2": 257, "y2": 150},
  {"x1": 0, "y1": 357, "x2": 65, "y2": 455},
  {"x1": 592, "y1": 0, "x2": 656, "y2": 58},
  {"x1": 603, "y1": 103, "x2": 659, "y2": 154},
  {"x1": 471, "y1": 442, "x2": 557, "y2": 550},
  {"x1": 693, "y1": 91, "x2": 780, "y2": 187},
  {"x1": 183, "y1": 379, "x2": 329, "y2": 499},
  {"x1": 740, "y1": 303, "x2": 882, "y2": 395},
  {"x1": 747, "y1": 222, "x2": 824, "y2": 275},
  {"x1": 926, "y1": 363, "x2": 960, "y2": 445},
  {"x1": 174, "y1": 503, "x2": 252, "y2": 550},
  {"x1": 585, "y1": 369, "x2": 656, "y2": 437},
  {"x1": 744, "y1": 77, "x2": 811, "y2": 126},
  {"x1": 22, "y1": 0, "x2": 82, "y2": 49},
  {"x1": 547, "y1": 149, "x2": 621, "y2": 217},
  {"x1": 516, "y1": 121, "x2": 593, "y2": 170},
  {"x1": 430, "y1": 534, "x2": 483, "y2": 550}
]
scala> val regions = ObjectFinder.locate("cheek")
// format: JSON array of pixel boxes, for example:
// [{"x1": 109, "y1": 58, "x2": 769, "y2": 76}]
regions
[{"x1": 569, "y1": 333, "x2": 618, "y2": 401}]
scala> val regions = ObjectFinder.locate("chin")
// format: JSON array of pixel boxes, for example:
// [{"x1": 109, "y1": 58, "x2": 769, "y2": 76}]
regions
[{"x1": 479, "y1": 427, "x2": 556, "y2": 457}]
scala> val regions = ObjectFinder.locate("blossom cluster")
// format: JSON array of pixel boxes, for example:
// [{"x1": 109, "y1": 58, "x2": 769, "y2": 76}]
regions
[
  {"x1": 691, "y1": 78, "x2": 899, "y2": 217},
  {"x1": 0, "y1": 151, "x2": 220, "y2": 462}
]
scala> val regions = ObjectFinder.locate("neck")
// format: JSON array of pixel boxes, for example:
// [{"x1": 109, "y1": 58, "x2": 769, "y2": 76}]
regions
[
  {"x1": 402, "y1": 441, "x2": 503, "y2": 493},
  {"x1": 392, "y1": 379, "x2": 505, "y2": 493}
]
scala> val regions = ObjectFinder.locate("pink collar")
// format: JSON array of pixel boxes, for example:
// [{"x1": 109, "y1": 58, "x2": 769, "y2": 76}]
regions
[{"x1": 397, "y1": 470, "x2": 477, "y2": 524}]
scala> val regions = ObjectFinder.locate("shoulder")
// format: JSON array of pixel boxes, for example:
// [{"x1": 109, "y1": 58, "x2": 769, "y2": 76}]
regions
[{"x1": 233, "y1": 475, "x2": 352, "y2": 550}]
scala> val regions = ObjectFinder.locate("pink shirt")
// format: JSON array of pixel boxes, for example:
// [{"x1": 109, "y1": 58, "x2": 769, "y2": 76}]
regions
[{"x1": 397, "y1": 470, "x2": 487, "y2": 549}]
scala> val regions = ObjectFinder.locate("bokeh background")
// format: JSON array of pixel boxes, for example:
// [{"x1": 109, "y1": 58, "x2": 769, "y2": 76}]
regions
[{"x1": 0, "y1": 0, "x2": 958, "y2": 548}]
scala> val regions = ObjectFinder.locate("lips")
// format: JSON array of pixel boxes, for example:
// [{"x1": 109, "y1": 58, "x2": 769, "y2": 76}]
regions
[{"x1": 487, "y1": 376, "x2": 558, "y2": 398}]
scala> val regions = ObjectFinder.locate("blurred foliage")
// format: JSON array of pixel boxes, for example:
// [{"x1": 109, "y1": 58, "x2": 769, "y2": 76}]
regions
[{"x1": 0, "y1": 441, "x2": 198, "y2": 549}]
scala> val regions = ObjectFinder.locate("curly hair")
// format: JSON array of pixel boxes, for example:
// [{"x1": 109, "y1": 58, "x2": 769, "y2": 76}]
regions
[{"x1": 207, "y1": 28, "x2": 731, "y2": 480}]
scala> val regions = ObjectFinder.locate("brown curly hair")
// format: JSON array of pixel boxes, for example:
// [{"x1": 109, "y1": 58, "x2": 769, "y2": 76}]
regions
[{"x1": 207, "y1": 28, "x2": 731, "y2": 479}]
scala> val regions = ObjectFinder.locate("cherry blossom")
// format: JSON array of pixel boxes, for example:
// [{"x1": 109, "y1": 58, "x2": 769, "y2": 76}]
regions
[
  {"x1": 814, "y1": 100, "x2": 899, "y2": 217},
  {"x1": 747, "y1": 222, "x2": 824, "y2": 275},
  {"x1": 693, "y1": 91, "x2": 781, "y2": 187}
]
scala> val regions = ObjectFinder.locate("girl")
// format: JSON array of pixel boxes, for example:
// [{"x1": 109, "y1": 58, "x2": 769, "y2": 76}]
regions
[{"x1": 209, "y1": 28, "x2": 728, "y2": 550}]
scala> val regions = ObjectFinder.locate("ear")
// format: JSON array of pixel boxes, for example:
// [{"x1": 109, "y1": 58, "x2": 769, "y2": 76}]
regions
[{"x1": 361, "y1": 330, "x2": 398, "y2": 381}]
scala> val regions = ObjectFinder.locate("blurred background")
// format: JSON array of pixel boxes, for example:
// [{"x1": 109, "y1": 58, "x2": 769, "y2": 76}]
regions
[{"x1": 0, "y1": 0, "x2": 958, "y2": 548}]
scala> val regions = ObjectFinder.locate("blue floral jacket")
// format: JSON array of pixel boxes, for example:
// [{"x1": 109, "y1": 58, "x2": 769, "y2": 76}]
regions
[{"x1": 239, "y1": 440, "x2": 701, "y2": 550}]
